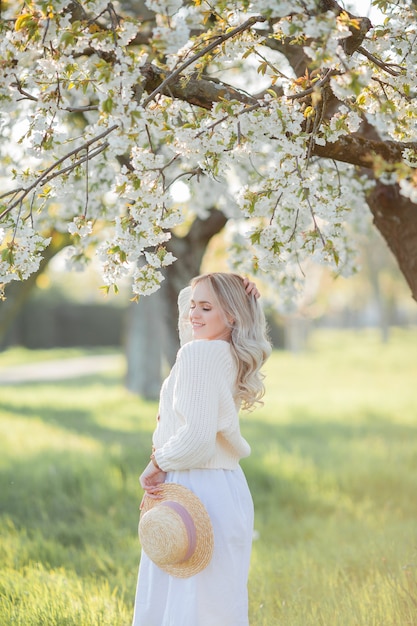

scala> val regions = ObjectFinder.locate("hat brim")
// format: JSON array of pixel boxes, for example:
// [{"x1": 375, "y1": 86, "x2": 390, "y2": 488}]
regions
[{"x1": 139, "y1": 483, "x2": 214, "y2": 578}]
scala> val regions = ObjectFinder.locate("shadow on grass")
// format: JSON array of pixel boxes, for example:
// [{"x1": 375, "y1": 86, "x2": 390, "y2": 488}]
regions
[
  {"x1": 0, "y1": 451, "x2": 142, "y2": 600},
  {"x1": 0, "y1": 374, "x2": 155, "y2": 580},
  {"x1": 241, "y1": 412, "x2": 417, "y2": 522},
  {"x1": 0, "y1": 374, "x2": 157, "y2": 449},
  {"x1": 243, "y1": 410, "x2": 417, "y2": 462},
  {"x1": 0, "y1": 421, "x2": 145, "y2": 582}
]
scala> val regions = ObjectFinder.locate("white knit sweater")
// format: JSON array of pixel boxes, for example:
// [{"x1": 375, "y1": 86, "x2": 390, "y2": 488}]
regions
[{"x1": 152, "y1": 339, "x2": 251, "y2": 471}]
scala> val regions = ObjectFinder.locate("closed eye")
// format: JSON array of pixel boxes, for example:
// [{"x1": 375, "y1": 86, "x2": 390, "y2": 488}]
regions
[
  {"x1": 190, "y1": 305, "x2": 212, "y2": 312},
  {"x1": 190, "y1": 301, "x2": 212, "y2": 311}
]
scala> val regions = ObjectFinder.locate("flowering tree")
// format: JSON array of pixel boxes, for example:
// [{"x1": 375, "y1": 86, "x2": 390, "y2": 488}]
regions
[{"x1": 1, "y1": 0, "x2": 417, "y2": 306}]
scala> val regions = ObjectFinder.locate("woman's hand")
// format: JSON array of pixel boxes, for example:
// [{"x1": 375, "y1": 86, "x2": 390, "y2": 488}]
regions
[
  {"x1": 243, "y1": 277, "x2": 261, "y2": 299},
  {"x1": 139, "y1": 461, "x2": 167, "y2": 498}
]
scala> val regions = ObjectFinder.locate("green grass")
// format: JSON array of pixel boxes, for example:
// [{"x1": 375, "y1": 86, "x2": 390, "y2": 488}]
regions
[{"x1": 1, "y1": 327, "x2": 417, "y2": 625}]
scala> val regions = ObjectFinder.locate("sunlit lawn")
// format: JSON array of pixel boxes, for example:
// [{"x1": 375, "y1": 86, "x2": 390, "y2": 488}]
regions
[{"x1": 0, "y1": 327, "x2": 416, "y2": 625}]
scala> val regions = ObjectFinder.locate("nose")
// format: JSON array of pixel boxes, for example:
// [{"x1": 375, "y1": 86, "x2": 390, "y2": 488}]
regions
[{"x1": 190, "y1": 308, "x2": 200, "y2": 320}]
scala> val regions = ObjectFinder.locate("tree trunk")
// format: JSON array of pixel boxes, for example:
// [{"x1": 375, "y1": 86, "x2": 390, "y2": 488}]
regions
[
  {"x1": 367, "y1": 183, "x2": 417, "y2": 303},
  {"x1": 125, "y1": 209, "x2": 227, "y2": 399},
  {"x1": 283, "y1": 315, "x2": 311, "y2": 353},
  {"x1": 365, "y1": 255, "x2": 390, "y2": 343},
  {"x1": 125, "y1": 286, "x2": 165, "y2": 399}
]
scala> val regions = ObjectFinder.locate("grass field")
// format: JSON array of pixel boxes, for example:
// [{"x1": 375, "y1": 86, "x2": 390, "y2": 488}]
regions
[{"x1": 0, "y1": 327, "x2": 416, "y2": 625}]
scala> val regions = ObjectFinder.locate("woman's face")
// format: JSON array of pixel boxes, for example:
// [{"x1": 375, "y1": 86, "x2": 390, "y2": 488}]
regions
[{"x1": 189, "y1": 281, "x2": 232, "y2": 342}]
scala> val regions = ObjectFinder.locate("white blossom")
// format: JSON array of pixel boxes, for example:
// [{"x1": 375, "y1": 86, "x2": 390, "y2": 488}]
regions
[
  {"x1": 146, "y1": 0, "x2": 182, "y2": 16},
  {"x1": 153, "y1": 17, "x2": 190, "y2": 56},
  {"x1": 68, "y1": 217, "x2": 93, "y2": 238},
  {"x1": 132, "y1": 264, "x2": 165, "y2": 295},
  {"x1": 0, "y1": 0, "x2": 416, "y2": 302},
  {"x1": 399, "y1": 178, "x2": 417, "y2": 204}
]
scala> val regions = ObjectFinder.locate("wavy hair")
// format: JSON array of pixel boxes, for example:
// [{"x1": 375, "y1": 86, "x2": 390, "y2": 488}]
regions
[{"x1": 190, "y1": 273, "x2": 272, "y2": 411}]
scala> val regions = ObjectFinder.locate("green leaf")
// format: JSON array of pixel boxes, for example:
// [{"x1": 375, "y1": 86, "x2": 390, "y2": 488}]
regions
[
  {"x1": 102, "y1": 97, "x2": 114, "y2": 113},
  {"x1": 61, "y1": 32, "x2": 76, "y2": 47}
]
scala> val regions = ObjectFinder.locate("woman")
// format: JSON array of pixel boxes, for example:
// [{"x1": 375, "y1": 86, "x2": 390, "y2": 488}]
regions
[{"x1": 132, "y1": 272, "x2": 271, "y2": 626}]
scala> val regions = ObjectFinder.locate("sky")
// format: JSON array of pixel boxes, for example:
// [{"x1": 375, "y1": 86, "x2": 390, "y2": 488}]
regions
[{"x1": 345, "y1": 0, "x2": 385, "y2": 25}]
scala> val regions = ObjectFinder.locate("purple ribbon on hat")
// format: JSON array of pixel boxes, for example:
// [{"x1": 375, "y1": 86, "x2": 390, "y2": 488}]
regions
[{"x1": 161, "y1": 501, "x2": 197, "y2": 562}]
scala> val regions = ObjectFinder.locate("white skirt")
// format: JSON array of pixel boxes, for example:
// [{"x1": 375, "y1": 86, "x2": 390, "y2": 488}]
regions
[{"x1": 132, "y1": 467, "x2": 254, "y2": 626}]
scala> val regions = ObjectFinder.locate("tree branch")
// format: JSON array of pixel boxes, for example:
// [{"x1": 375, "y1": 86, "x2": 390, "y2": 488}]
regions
[
  {"x1": 139, "y1": 63, "x2": 257, "y2": 109},
  {"x1": 141, "y1": 63, "x2": 414, "y2": 172},
  {"x1": 357, "y1": 46, "x2": 402, "y2": 77},
  {"x1": 0, "y1": 125, "x2": 118, "y2": 219},
  {"x1": 141, "y1": 15, "x2": 266, "y2": 107},
  {"x1": 311, "y1": 134, "x2": 417, "y2": 169}
]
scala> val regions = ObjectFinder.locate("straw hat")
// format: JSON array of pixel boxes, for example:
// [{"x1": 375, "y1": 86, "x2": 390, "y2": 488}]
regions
[{"x1": 139, "y1": 483, "x2": 214, "y2": 578}]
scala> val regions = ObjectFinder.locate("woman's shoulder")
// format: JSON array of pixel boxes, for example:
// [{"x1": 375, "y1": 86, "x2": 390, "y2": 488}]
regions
[
  {"x1": 178, "y1": 339, "x2": 232, "y2": 361},
  {"x1": 175, "y1": 341, "x2": 236, "y2": 385}
]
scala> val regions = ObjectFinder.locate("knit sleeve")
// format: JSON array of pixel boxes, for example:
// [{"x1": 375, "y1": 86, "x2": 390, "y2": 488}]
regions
[
  {"x1": 177, "y1": 286, "x2": 193, "y2": 347},
  {"x1": 154, "y1": 341, "x2": 231, "y2": 470}
]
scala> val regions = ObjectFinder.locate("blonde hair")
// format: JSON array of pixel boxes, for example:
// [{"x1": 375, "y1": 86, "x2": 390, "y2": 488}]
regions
[{"x1": 190, "y1": 273, "x2": 272, "y2": 411}]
